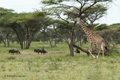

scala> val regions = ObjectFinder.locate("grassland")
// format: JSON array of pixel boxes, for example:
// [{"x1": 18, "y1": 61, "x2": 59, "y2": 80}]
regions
[{"x1": 0, "y1": 42, "x2": 120, "y2": 80}]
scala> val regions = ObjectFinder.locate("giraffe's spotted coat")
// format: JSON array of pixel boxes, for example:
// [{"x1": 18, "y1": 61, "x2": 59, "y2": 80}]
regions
[{"x1": 78, "y1": 18, "x2": 105, "y2": 59}]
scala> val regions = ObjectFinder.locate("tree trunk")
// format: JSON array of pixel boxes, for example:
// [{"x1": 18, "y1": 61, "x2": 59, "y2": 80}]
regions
[
  {"x1": 7, "y1": 31, "x2": 13, "y2": 47},
  {"x1": 69, "y1": 44, "x2": 74, "y2": 56},
  {"x1": 26, "y1": 40, "x2": 31, "y2": 49},
  {"x1": 23, "y1": 40, "x2": 25, "y2": 49},
  {"x1": 69, "y1": 33, "x2": 74, "y2": 56},
  {"x1": 49, "y1": 39, "x2": 54, "y2": 48},
  {"x1": 2, "y1": 41, "x2": 6, "y2": 47},
  {"x1": 7, "y1": 39, "x2": 10, "y2": 47},
  {"x1": 25, "y1": 40, "x2": 28, "y2": 49},
  {"x1": 54, "y1": 39, "x2": 57, "y2": 47},
  {"x1": 12, "y1": 27, "x2": 24, "y2": 49},
  {"x1": 20, "y1": 42, "x2": 23, "y2": 49}
]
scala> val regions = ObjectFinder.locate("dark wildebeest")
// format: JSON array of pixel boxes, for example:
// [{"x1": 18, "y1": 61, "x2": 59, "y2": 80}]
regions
[
  {"x1": 41, "y1": 48, "x2": 47, "y2": 54},
  {"x1": 34, "y1": 48, "x2": 47, "y2": 54},
  {"x1": 34, "y1": 49, "x2": 42, "y2": 54},
  {"x1": 9, "y1": 49, "x2": 21, "y2": 55},
  {"x1": 75, "y1": 48, "x2": 80, "y2": 54}
]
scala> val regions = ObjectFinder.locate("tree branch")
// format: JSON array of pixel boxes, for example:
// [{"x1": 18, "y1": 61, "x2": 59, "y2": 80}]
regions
[
  {"x1": 78, "y1": 1, "x2": 97, "y2": 17},
  {"x1": 73, "y1": 44, "x2": 90, "y2": 55},
  {"x1": 73, "y1": 44, "x2": 99, "y2": 55},
  {"x1": 53, "y1": 26, "x2": 69, "y2": 44}
]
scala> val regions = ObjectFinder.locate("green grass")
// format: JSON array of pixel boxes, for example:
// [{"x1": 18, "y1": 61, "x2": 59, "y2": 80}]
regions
[{"x1": 0, "y1": 42, "x2": 120, "y2": 80}]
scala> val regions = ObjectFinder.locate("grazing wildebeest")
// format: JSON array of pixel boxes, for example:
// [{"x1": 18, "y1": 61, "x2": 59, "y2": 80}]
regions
[
  {"x1": 34, "y1": 49, "x2": 42, "y2": 54},
  {"x1": 9, "y1": 49, "x2": 21, "y2": 54},
  {"x1": 9, "y1": 49, "x2": 15, "y2": 55},
  {"x1": 75, "y1": 48, "x2": 80, "y2": 54},
  {"x1": 41, "y1": 48, "x2": 47, "y2": 54},
  {"x1": 34, "y1": 48, "x2": 47, "y2": 54}
]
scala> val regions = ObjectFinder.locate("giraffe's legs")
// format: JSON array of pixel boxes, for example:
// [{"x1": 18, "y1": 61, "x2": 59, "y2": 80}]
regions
[
  {"x1": 97, "y1": 49, "x2": 101, "y2": 59},
  {"x1": 102, "y1": 50, "x2": 104, "y2": 58},
  {"x1": 97, "y1": 42, "x2": 105, "y2": 59},
  {"x1": 97, "y1": 49, "x2": 104, "y2": 59},
  {"x1": 88, "y1": 42, "x2": 96, "y2": 59}
]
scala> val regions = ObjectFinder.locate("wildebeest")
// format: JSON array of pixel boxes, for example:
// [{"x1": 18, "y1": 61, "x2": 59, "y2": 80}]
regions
[
  {"x1": 75, "y1": 48, "x2": 80, "y2": 54},
  {"x1": 9, "y1": 49, "x2": 21, "y2": 54},
  {"x1": 41, "y1": 48, "x2": 47, "y2": 54},
  {"x1": 34, "y1": 48, "x2": 47, "y2": 54},
  {"x1": 34, "y1": 49, "x2": 41, "y2": 54}
]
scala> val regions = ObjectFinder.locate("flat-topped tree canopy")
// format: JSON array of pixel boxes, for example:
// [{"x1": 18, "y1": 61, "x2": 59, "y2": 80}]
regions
[{"x1": 41, "y1": 0, "x2": 112, "y2": 56}]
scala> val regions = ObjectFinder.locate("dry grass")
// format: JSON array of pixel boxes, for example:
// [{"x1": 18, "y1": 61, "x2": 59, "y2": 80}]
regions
[
  {"x1": 1, "y1": 55, "x2": 120, "y2": 80},
  {"x1": 0, "y1": 42, "x2": 120, "y2": 80}
]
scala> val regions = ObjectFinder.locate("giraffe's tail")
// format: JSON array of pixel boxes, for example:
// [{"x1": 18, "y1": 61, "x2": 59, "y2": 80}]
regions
[
  {"x1": 101, "y1": 42, "x2": 109, "y2": 51},
  {"x1": 101, "y1": 42, "x2": 105, "y2": 51}
]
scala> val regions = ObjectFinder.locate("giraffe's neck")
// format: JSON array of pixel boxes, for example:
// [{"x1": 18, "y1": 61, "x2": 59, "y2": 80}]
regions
[{"x1": 79, "y1": 19, "x2": 93, "y2": 36}]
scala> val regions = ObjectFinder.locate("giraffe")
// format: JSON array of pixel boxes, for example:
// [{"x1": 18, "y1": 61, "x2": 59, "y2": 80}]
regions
[{"x1": 76, "y1": 18, "x2": 105, "y2": 59}]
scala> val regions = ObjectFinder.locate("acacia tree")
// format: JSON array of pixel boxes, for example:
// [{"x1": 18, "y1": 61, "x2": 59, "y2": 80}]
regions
[
  {"x1": 0, "y1": 27, "x2": 13, "y2": 47},
  {"x1": 43, "y1": 28, "x2": 59, "y2": 47},
  {"x1": 71, "y1": 4, "x2": 107, "y2": 30},
  {"x1": 0, "y1": 10, "x2": 49, "y2": 49},
  {"x1": 0, "y1": 7, "x2": 14, "y2": 17},
  {"x1": 42, "y1": 0, "x2": 111, "y2": 56},
  {"x1": 0, "y1": 7, "x2": 15, "y2": 47},
  {"x1": 8, "y1": 12, "x2": 49, "y2": 49},
  {"x1": 50, "y1": 19, "x2": 84, "y2": 56}
]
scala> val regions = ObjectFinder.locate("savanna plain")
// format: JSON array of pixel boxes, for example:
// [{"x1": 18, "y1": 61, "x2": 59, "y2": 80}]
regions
[{"x1": 0, "y1": 42, "x2": 120, "y2": 80}]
